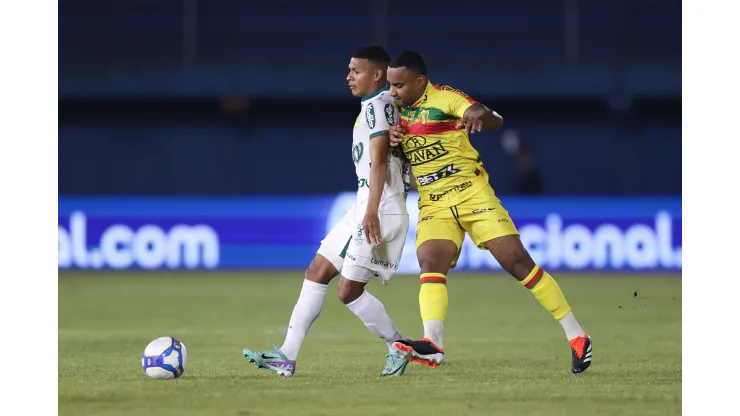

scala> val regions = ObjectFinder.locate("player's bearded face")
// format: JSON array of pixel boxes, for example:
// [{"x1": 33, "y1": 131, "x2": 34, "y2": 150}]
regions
[
  {"x1": 347, "y1": 58, "x2": 379, "y2": 97},
  {"x1": 387, "y1": 67, "x2": 425, "y2": 107}
]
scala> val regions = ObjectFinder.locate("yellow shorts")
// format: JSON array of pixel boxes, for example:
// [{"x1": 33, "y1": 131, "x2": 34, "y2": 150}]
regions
[{"x1": 415, "y1": 185, "x2": 519, "y2": 267}]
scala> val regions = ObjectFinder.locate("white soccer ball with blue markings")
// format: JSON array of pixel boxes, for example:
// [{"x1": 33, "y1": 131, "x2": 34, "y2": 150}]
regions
[{"x1": 141, "y1": 337, "x2": 188, "y2": 379}]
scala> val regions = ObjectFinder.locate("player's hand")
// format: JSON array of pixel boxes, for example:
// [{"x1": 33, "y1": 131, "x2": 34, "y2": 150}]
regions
[
  {"x1": 389, "y1": 125, "x2": 405, "y2": 147},
  {"x1": 362, "y1": 213, "x2": 382, "y2": 246},
  {"x1": 457, "y1": 116, "x2": 483, "y2": 134}
]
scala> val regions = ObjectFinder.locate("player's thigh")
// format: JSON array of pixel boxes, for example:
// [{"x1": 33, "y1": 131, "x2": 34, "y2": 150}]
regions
[
  {"x1": 316, "y1": 207, "x2": 355, "y2": 278},
  {"x1": 457, "y1": 187, "x2": 519, "y2": 248},
  {"x1": 343, "y1": 213, "x2": 408, "y2": 285},
  {"x1": 456, "y1": 189, "x2": 534, "y2": 279},
  {"x1": 416, "y1": 205, "x2": 464, "y2": 271}
]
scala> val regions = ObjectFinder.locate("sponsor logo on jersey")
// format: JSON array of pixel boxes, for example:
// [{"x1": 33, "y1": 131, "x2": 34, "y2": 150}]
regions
[
  {"x1": 357, "y1": 178, "x2": 369, "y2": 188},
  {"x1": 404, "y1": 135, "x2": 427, "y2": 149},
  {"x1": 352, "y1": 142, "x2": 364, "y2": 164},
  {"x1": 418, "y1": 164, "x2": 460, "y2": 186},
  {"x1": 420, "y1": 216, "x2": 434, "y2": 222},
  {"x1": 439, "y1": 84, "x2": 472, "y2": 99},
  {"x1": 371, "y1": 257, "x2": 399, "y2": 269},
  {"x1": 384, "y1": 103, "x2": 395, "y2": 125},
  {"x1": 429, "y1": 181, "x2": 473, "y2": 201},
  {"x1": 472, "y1": 207, "x2": 495, "y2": 214},
  {"x1": 366, "y1": 103, "x2": 376, "y2": 129},
  {"x1": 406, "y1": 140, "x2": 449, "y2": 166}
]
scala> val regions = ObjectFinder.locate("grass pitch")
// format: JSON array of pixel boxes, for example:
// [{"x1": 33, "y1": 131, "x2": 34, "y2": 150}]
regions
[{"x1": 59, "y1": 272, "x2": 681, "y2": 416}]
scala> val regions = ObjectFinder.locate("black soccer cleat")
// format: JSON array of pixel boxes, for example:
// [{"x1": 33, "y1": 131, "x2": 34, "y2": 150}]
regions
[
  {"x1": 570, "y1": 334, "x2": 592, "y2": 374},
  {"x1": 392, "y1": 338, "x2": 444, "y2": 367}
]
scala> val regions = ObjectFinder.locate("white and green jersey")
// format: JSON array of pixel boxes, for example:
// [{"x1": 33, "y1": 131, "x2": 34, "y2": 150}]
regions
[{"x1": 352, "y1": 88, "x2": 411, "y2": 213}]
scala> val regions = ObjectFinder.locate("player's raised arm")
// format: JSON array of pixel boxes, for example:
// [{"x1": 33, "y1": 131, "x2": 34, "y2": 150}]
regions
[
  {"x1": 438, "y1": 85, "x2": 503, "y2": 134},
  {"x1": 459, "y1": 103, "x2": 503, "y2": 133}
]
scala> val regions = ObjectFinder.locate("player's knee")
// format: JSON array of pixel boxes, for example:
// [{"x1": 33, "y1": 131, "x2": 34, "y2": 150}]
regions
[
  {"x1": 337, "y1": 278, "x2": 364, "y2": 304},
  {"x1": 417, "y1": 240, "x2": 457, "y2": 274},
  {"x1": 304, "y1": 256, "x2": 337, "y2": 285},
  {"x1": 418, "y1": 255, "x2": 448, "y2": 274}
]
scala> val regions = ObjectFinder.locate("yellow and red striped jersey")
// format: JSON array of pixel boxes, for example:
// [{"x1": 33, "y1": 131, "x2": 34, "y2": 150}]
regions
[{"x1": 399, "y1": 82, "x2": 489, "y2": 207}]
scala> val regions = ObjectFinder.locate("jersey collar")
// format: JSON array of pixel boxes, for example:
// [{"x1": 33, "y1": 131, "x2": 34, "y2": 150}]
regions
[
  {"x1": 409, "y1": 81, "x2": 433, "y2": 108},
  {"x1": 361, "y1": 87, "x2": 389, "y2": 102}
]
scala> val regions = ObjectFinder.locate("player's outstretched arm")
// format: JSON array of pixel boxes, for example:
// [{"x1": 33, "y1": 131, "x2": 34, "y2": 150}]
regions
[
  {"x1": 458, "y1": 103, "x2": 504, "y2": 134},
  {"x1": 363, "y1": 134, "x2": 391, "y2": 245}
]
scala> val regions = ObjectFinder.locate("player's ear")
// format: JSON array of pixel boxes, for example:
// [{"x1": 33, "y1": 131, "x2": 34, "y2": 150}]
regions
[{"x1": 374, "y1": 68, "x2": 384, "y2": 82}]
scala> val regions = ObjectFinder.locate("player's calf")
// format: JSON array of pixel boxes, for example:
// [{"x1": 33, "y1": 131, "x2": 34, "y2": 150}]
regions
[
  {"x1": 339, "y1": 274, "x2": 408, "y2": 362},
  {"x1": 337, "y1": 276, "x2": 365, "y2": 304},
  {"x1": 414, "y1": 239, "x2": 457, "y2": 352},
  {"x1": 481, "y1": 234, "x2": 534, "y2": 281}
]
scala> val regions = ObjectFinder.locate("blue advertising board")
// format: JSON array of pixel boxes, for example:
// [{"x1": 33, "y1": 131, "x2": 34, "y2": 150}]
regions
[{"x1": 58, "y1": 194, "x2": 681, "y2": 273}]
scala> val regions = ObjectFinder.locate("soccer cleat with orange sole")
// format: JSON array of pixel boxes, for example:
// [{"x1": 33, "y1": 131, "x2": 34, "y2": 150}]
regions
[{"x1": 392, "y1": 337, "x2": 444, "y2": 368}]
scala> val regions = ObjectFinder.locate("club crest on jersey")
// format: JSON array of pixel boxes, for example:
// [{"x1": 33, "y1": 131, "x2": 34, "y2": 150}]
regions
[
  {"x1": 355, "y1": 224, "x2": 365, "y2": 245},
  {"x1": 417, "y1": 109, "x2": 430, "y2": 124},
  {"x1": 366, "y1": 103, "x2": 376, "y2": 129}
]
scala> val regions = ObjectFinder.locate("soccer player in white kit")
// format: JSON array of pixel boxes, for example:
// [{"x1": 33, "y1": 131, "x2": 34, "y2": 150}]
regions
[{"x1": 243, "y1": 46, "x2": 413, "y2": 377}]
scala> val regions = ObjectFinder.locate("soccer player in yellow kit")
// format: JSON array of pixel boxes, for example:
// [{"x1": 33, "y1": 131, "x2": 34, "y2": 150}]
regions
[{"x1": 386, "y1": 51, "x2": 592, "y2": 374}]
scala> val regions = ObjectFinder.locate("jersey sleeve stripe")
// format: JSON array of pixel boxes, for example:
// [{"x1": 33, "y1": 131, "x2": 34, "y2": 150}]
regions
[{"x1": 369, "y1": 130, "x2": 389, "y2": 139}]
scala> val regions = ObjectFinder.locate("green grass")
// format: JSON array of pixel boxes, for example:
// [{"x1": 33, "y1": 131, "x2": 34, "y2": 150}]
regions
[{"x1": 59, "y1": 272, "x2": 681, "y2": 416}]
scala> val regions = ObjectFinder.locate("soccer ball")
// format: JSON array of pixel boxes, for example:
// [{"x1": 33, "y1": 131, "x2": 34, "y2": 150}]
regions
[{"x1": 141, "y1": 336, "x2": 188, "y2": 379}]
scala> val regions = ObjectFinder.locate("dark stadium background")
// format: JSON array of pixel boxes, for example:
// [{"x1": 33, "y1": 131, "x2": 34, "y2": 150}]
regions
[
  {"x1": 58, "y1": 0, "x2": 680, "y2": 196},
  {"x1": 58, "y1": 2, "x2": 682, "y2": 415}
]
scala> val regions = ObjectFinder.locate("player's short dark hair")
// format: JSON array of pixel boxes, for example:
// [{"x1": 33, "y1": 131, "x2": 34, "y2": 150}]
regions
[
  {"x1": 353, "y1": 45, "x2": 391, "y2": 67},
  {"x1": 389, "y1": 51, "x2": 428, "y2": 76}
]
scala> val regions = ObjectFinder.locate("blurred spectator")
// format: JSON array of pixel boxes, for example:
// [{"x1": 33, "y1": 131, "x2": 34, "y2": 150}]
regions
[
  {"x1": 514, "y1": 148, "x2": 543, "y2": 194},
  {"x1": 219, "y1": 95, "x2": 251, "y2": 116},
  {"x1": 500, "y1": 128, "x2": 543, "y2": 194}
]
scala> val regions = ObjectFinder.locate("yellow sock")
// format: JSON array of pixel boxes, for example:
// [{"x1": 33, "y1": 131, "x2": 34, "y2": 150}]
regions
[
  {"x1": 521, "y1": 266, "x2": 572, "y2": 320},
  {"x1": 419, "y1": 273, "x2": 448, "y2": 322}
]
